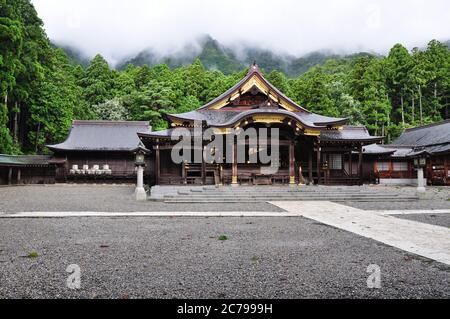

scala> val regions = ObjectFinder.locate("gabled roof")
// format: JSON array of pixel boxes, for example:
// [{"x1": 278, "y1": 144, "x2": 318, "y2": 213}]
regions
[
  {"x1": 377, "y1": 120, "x2": 450, "y2": 157},
  {"x1": 199, "y1": 63, "x2": 309, "y2": 112},
  {"x1": 163, "y1": 63, "x2": 348, "y2": 129},
  {"x1": 319, "y1": 126, "x2": 384, "y2": 143},
  {"x1": 140, "y1": 125, "x2": 384, "y2": 144},
  {"x1": 165, "y1": 109, "x2": 347, "y2": 129},
  {"x1": 392, "y1": 120, "x2": 450, "y2": 147},
  {"x1": 362, "y1": 143, "x2": 397, "y2": 155},
  {"x1": 47, "y1": 120, "x2": 150, "y2": 152},
  {"x1": 0, "y1": 154, "x2": 53, "y2": 167}
]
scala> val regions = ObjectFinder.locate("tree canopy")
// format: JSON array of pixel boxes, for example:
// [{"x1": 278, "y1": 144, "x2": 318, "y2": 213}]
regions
[{"x1": 1, "y1": 0, "x2": 449, "y2": 154}]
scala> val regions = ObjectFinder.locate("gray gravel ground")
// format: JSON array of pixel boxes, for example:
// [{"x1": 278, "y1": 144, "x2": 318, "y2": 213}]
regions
[
  {"x1": 0, "y1": 185, "x2": 283, "y2": 212},
  {"x1": 341, "y1": 200, "x2": 450, "y2": 210},
  {"x1": 391, "y1": 213, "x2": 450, "y2": 228},
  {"x1": 1, "y1": 184, "x2": 449, "y2": 212},
  {"x1": 0, "y1": 217, "x2": 448, "y2": 299}
]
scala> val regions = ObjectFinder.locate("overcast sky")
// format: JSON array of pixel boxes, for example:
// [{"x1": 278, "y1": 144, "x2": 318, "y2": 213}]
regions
[{"x1": 31, "y1": 0, "x2": 450, "y2": 65}]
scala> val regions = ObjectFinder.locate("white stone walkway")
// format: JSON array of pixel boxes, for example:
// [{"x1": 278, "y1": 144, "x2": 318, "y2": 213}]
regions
[
  {"x1": 0, "y1": 211, "x2": 299, "y2": 217},
  {"x1": 270, "y1": 201, "x2": 450, "y2": 266}
]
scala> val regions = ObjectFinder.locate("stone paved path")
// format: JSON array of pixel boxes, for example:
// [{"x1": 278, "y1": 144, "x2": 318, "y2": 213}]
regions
[{"x1": 270, "y1": 201, "x2": 450, "y2": 266}]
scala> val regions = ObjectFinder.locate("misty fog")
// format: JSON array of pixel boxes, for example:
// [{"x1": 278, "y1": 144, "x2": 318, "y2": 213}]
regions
[{"x1": 31, "y1": 0, "x2": 450, "y2": 66}]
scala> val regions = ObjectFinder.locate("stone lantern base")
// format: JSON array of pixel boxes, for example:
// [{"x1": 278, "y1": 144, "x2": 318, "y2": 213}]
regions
[{"x1": 135, "y1": 187, "x2": 147, "y2": 201}]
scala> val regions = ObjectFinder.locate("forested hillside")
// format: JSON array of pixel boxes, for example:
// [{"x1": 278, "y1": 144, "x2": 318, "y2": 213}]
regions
[
  {"x1": 116, "y1": 35, "x2": 350, "y2": 77},
  {"x1": 1, "y1": 0, "x2": 449, "y2": 155}
]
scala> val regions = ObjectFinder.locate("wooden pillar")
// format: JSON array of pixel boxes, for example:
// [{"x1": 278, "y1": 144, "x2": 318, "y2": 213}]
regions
[
  {"x1": 358, "y1": 143, "x2": 363, "y2": 185},
  {"x1": 308, "y1": 149, "x2": 313, "y2": 185},
  {"x1": 201, "y1": 145, "x2": 206, "y2": 185},
  {"x1": 289, "y1": 140, "x2": 295, "y2": 184},
  {"x1": 349, "y1": 150, "x2": 353, "y2": 177},
  {"x1": 155, "y1": 145, "x2": 160, "y2": 185},
  {"x1": 445, "y1": 157, "x2": 448, "y2": 185},
  {"x1": 316, "y1": 141, "x2": 321, "y2": 185},
  {"x1": 8, "y1": 167, "x2": 12, "y2": 185},
  {"x1": 231, "y1": 139, "x2": 238, "y2": 185},
  {"x1": 182, "y1": 161, "x2": 187, "y2": 184},
  {"x1": 17, "y1": 168, "x2": 21, "y2": 184}
]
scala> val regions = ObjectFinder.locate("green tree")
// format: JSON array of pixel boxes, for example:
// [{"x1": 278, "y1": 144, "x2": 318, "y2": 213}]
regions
[
  {"x1": 177, "y1": 95, "x2": 201, "y2": 113},
  {"x1": 423, "y1": 40, "x2": 450, "y2": 120},
  {"x1": 94, "y1": 97, "x2": 129, "y2": 121},
  {"x1": 79, "y1": 54, "x2": 113, "y2": 107},
  {"x1": 266, "y1": 70, "x2": 292, "y2": 96},
  {"x1": 27, "y1": 48, "x2": 77, "y2": 152},
  {"x1": 0, "y1": 0, "x2": 23, "y2": 153},
  {"x1": 386, "y1": 44, "x2": 413, "y2": 125},
  {"x1": 292, "y1": 66, "x2": 337, "y2": 116}
]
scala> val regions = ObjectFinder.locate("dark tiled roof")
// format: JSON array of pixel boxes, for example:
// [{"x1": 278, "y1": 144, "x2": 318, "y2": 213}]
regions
[
  {"x1": 138, "y1": 128, "x2": 175, "y2": 139},
  {"x1": 47, "y1": 120, "x2": 150, "y2": 151},
  {"x1": 0, "y1": 154, "x2": 53, "y2": 166},
  {"x1": 392, "y1": 120, "x2": 450, "y2": 147},
  {"x1": 320, "y1": 126, "x2": 384, "y2": 143},
  {"x1": 166, "y1": 109, "x2": 347, "y2": 129},
  {"x1": 381, "y1": 120, "x2": 450, "y2": 157},
  {"x1": 390, "y1": 147, "x2": 415, "y2": 158},
  {"x1": 406, "y1": 144, "x2": 450, "y2": 157},
  {"x1": 362, "y1": 143, "x2": 397, "y2": 155}
]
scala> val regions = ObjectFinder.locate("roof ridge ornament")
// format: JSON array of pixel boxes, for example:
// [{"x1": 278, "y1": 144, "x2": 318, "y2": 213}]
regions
[{"x1": 248, "y1": 61, "x2": 260, "y2": 75}]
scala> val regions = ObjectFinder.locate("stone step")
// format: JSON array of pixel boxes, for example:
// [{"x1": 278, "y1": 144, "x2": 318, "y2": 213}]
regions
[
  {"x1": 164, "y1": 198, "x2": 417, "y2": 204},
  {"x1": 164, "y1": 194, "x2": 418, "y2": 200},
  {"x1": 169, "y1": 193, "x2": 417, "y2": 198},
  {"x1": 178, "y1": 189, "x2": 400, "y2": 195},
  {"x1": 156, "y1": 185, "x2": 419, "y2": 203}
]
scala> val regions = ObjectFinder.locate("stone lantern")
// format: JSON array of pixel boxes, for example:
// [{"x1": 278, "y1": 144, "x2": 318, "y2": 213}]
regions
[
  {"x1": 413, "y1": 154, "x2": 427, "y2": 193},
  {"x1": 133, "y1": 145, "x2": 149, "y2": 201}
]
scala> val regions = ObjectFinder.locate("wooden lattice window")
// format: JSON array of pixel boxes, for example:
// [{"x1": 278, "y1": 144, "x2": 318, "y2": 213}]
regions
[
  {"x1": 393, "y1": 162, "x2": 408, "y2": 171},
  {"x1": 329, "y1": 154, "x2": 342, "y2": 170},
  {"x1": 377, "y1": 161, "x2": 390, "y2": 171}
]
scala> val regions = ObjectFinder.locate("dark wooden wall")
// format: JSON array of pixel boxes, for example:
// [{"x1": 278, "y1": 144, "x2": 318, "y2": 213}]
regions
[
  {"x1": 55, "y1": 151, "x2": 155, "y2": 183},
  {"x1": 427, "y1": 154, "x2": 450, "y2": 186},
  {"x1": 0, "y1": 166, "x2": 56, "y2": 185}
]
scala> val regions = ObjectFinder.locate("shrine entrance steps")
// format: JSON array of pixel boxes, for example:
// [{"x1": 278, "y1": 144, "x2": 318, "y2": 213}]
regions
[{"x1": 150, "y1": 185, "x2": 419, "y2": 203}]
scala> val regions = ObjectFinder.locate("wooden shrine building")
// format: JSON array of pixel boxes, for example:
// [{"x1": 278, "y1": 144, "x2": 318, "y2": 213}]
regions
[
  {"x1": 363, "y1": 120, "x2": 450, "y2": 186},
  {"x1": 46, "y1": 120, "x2": 152, "y2": 182},
  {"x1": 138, "y1": 64, "x2": 383, "y2": 186}
]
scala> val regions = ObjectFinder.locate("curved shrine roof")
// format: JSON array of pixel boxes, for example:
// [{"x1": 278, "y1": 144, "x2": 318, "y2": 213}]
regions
[{"x1": 47, "y1": 120, "x2": 150, "y2": 151}]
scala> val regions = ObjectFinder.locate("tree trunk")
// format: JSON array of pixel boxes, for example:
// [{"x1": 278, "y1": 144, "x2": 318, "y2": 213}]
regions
[
  {"x1": 434, "y1": 82, "x2": 437, "y2": 99},
  {"x1": 418, "y1": 85, "x2": 423, "y2": 125},
  {"x1": 400, "y1": 94, "x2": 405, "y2": 125},
  {"x1": 13, "y1": 101, "x2": 18, "y2": 144},
  {"x1": 411, "y1": 92, "x2": 415, "y2": 123},
  {"x1": 35, "y1": 122, "x2": 41, "y2": 153}
]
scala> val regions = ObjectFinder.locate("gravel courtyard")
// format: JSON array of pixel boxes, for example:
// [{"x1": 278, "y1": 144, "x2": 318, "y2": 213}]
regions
[
  {"x1": 0, "y1": 184, "x2": 449, "y2": 212},
  {"x1": 0, "y1": 185, "x2": 283, "y2": 212},
  {"x1": 0, "y1": 216, "x2": 449, "y2": 299},
  {"x1": 0, "y1": 185, "x2": 449, "y2": 298}
]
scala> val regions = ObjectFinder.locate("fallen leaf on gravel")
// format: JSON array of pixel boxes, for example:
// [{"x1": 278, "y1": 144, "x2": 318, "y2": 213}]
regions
[{"x1": 100, "y1": 245, "x2": 109, "y2": 248}]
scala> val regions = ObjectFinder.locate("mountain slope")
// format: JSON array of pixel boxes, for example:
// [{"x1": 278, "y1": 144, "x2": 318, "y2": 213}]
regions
[{"x1": 115, "y1": 35, "x2": 342, "y2": 76}]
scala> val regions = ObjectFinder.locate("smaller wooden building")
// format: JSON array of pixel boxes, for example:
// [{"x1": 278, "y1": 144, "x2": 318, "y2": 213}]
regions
[
  {"x1": 0, "y1": 154, "x2": 59, "y2": 185},
  {"x1": 364, "y1": 120, "x2": 450, "y2": 186},
  {"x1": 47, "y1": 120, "x2": 152, "y2": 182}
]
